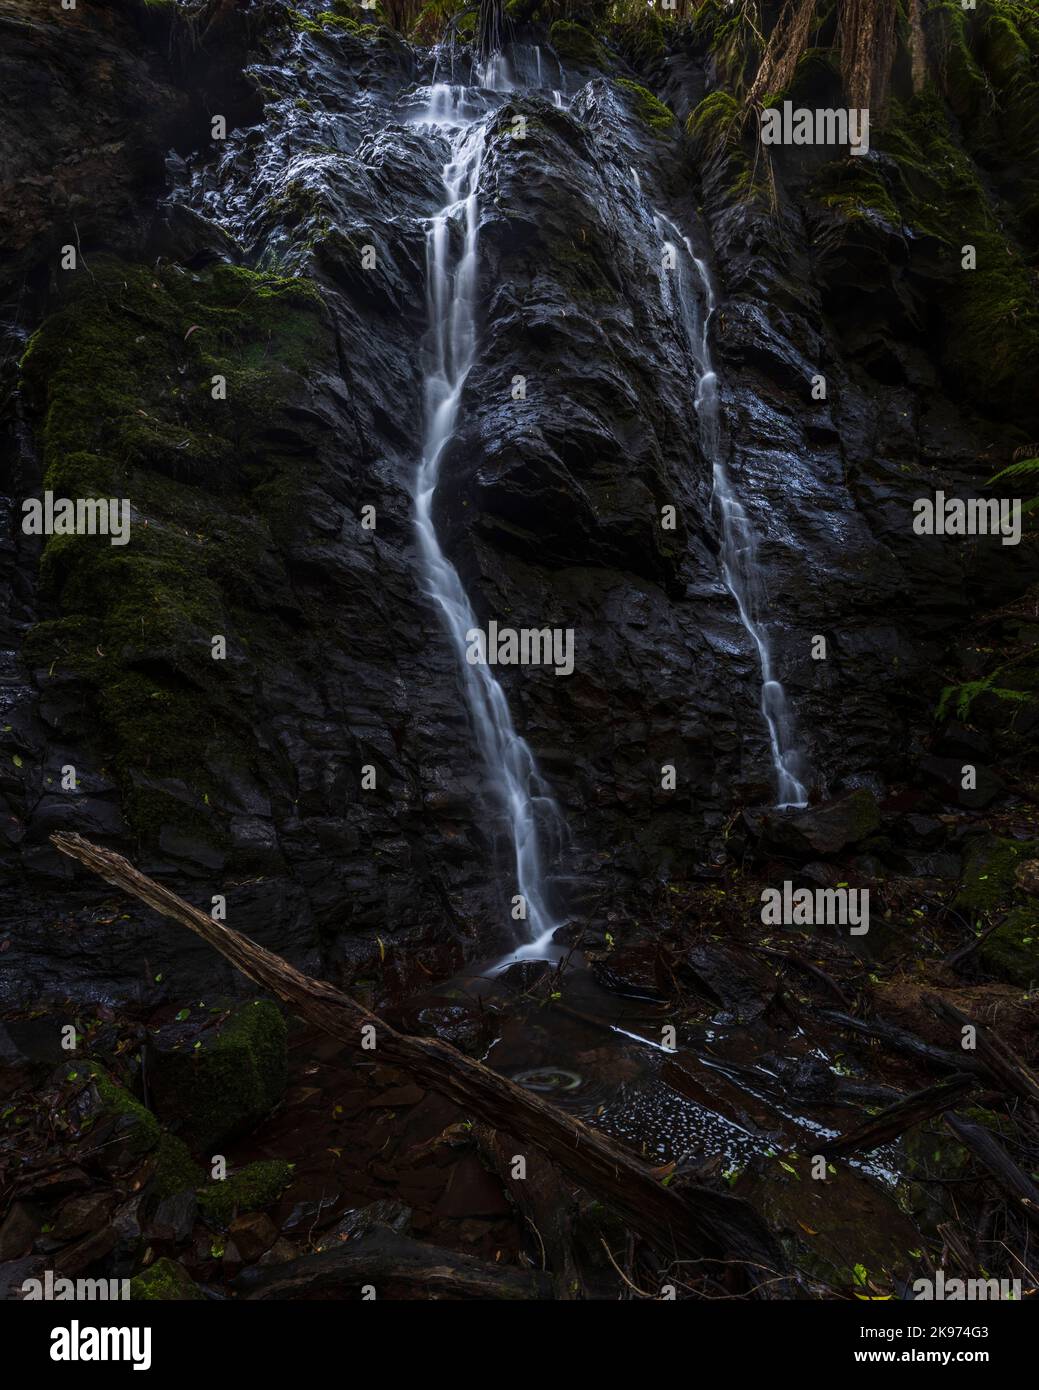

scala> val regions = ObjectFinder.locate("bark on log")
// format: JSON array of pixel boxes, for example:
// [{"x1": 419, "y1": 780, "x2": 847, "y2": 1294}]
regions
[
  {"x1": 944, "y1": 1114, "x2": 1039, "y2": 1231},
  {"x1": 234, "y1": 1225, "x2": 553, "y2": 1300},
  {"x1": 816, "y1": 1008, "x2": 990, "y2": 1077},
  {"x1": 922, "y1": 993, "x2": 1039, "y2": 1108},
  {"x1": 51, "y1": 832, "x2": 785, "y2": 1285},
  {"x1": 473, "y1": 1124, "x2": 590, "y2": 1299},
  {"x1": 821, "y1": 1073, "x2": 977, "y2": 1158}
]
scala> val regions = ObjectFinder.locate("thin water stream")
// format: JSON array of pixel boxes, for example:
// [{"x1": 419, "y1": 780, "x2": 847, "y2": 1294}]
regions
[{"x1": 412, "y1": 59, "x2": 564, "y2": 967}]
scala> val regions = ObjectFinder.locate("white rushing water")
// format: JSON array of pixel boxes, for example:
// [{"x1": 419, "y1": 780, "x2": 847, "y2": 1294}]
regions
[
  {"x1": 647, "y1": 194, "x2": 808, "y2": 808},
  {"x1": 413, "y1": 62, "x2": 564, "y2": 966}
]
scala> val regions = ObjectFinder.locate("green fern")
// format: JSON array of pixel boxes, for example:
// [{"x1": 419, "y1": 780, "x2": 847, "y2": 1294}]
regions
[
  {"x1": 987, "y1": 456, "x2": 1039, "y2": 516},
  {"x1": 937, "y1": 672, "x2": 1033, "y2": 721}
]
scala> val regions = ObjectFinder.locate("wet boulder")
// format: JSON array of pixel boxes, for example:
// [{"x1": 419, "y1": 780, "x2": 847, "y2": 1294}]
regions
[
  {"x1": 680, "y1": 943, "x2": 778, "y2": 1023},
  {"x1": 753, "y1": 790, "x2": 882, "y2": 858}
]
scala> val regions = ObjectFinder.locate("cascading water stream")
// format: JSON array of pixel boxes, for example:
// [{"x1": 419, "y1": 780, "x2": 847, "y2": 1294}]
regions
[
  {"x1": 413, "y1": 61, "x2": 564, "y2": 965},
  {"x1": 646, "y1": 196, "x2": 808, "y2": 808}
]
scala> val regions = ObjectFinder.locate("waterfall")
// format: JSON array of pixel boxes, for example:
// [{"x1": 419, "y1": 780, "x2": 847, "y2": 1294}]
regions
[
  {"x1": 651, "y1": 203, "x2": 809, "y2": 808},
  {"x1": 413, "y1": 69, "x2": 564, "y2": 965}
]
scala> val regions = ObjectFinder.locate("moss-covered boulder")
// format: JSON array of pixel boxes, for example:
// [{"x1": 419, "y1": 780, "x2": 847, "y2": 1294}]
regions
[
  {"x1": 84, "y1": 1065, "x2": 207, "y2": 1192},
  {"x1": 979, "y1": 904, "x2": 1039, "y2": 986},
  {"x1": 197, "y1": 1159, "x2": 293, "y2": 1227},
  {"x1": 154, "y1": 1133, "x2": 207, "y2": 1198},
  {"x1": 549, "y1": 20, "x2": 608, "y2": 70},
  {"x1": 86, "y1": 1065, "x2": 161, "y2": 1158},
  {"x1": 130, "y1": 1256, "x2": 204, "y2": 1300},
  {"x1": 614, "y1": 80, "x2": 675, "y2": 137},
  {"x1": 148, "y1": 1000, "x2": 287, "y2": 1152},
  {"x1": 954, "y1": 836, "x2": 1037, "y2": 914}
]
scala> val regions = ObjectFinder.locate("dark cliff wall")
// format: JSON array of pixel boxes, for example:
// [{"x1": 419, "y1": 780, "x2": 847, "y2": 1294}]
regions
[{"x1": 0, "y1": 0, "x2": 1036, "y2": 1005}]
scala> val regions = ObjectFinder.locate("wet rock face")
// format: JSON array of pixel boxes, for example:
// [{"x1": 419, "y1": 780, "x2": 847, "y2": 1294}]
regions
[{"x1": 1, "y1": 7, "x2": 1035, "y2": 1003}]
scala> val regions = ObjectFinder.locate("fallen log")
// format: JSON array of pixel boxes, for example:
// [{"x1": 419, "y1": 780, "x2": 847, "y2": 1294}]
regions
[
  {"x1": 944, "y1": 1114, "x2": 1039, "y2": 1232},
  {"x1": 821, "y1": 1073, "x2": 977, "y2": 1159},
  {"x1": 51, "y1": 832, "x2": 785, "y2": 1286},
  {"x1": 234, "y1": 1224, "x2": 553, "y2": 1300},
  {"x1": 473, "y1": 1125, "x2": 590, "y2": 1299},
  {"x1": 922, "y1": 993, "x2": 1039, "y2": 1109},
  {"x1": 750, "y1": 945, "x2": 853, "y2": 1008},
  {"x1": 816, "y1": 1008, "x2": 989, "y2": 1078}
]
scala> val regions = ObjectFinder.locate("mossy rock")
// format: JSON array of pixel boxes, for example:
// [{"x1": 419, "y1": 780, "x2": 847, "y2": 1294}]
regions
[
  {"x1": 685, "y1": 91, "x2": 756, "y2": 194},
  {"x1": 86, "y1": 1066, "x2": 160, "y2": 1157},
  {"x1": 812, "y1": 157, "x2": 901, "y2": 227},
  {"x1": 148, "y1": 1000, "x2": 287, "y2": 1152},
  {"x1": 197, "y1": 1159, "x2": 294, "y2": 1226},
  {"x1": 130, "y1": 1257, "x2": 204, "y2": 1301},
  {"x1": 154, "y1": 1132, "x2": 207, "y2": 1199},
  {"x1": 615, "y1": 79, "x2": 675, "y2": 136},
  {"x1": 549, "y1": 20, "x2": 607, "y2": 70},
  {"x1": 953, "y1": 836, "x2": 1037, "y2": 914},
  {"x1": 979, "y1": 904, "x2": 1039, "y2": 985},
  {"x1": 686, "y1": 90, "x2": 741, "y2": 146},
  {"x1": 19, "y1": 256, "x2": 330, "y2": 841}
]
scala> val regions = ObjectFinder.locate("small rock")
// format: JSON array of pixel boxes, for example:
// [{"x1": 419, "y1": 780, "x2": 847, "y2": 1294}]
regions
[
  {"x1": 681, "y1": 944, "x2": 778, "y2": 1023},
  {"x1": 228, "y1": 1212, "x2": 277, "y2": 1264},
  {"x1": 53, "y1": 1226, "x2": 117, "y2": 1277},
  {"x1": 52, "y1": 1192, "x2": 116, "y2": 1243},
  {"x1": 148, "y1": 999, "x2": 287, "y2": 1151},
  {"x1": 0, "y1": 1256, "x2": 46, "y2": 1301},
  {"x1": 149, "y1": 1191, "x2": 198, "y2": 1245},
  {"x1": 0, "y1": 1203, "x2": 40, "y2": 1260},
  {"x1": 258, "y1": 1238, "x2": 296, "y2": 1267},
  {"x1": 918, "y1": 755, "x2": 1004, "y2": 808},
  {"x1": 14, "y1": 1167, "x2": 90, "y2": 1204},
  {"x1": 322, "y1": 1200, "x2": 412, "y2": 1245}
]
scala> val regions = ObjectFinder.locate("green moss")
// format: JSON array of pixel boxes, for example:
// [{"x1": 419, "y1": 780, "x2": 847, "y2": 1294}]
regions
[
  {"x1": 953, "y1": 836, "x2": 1037, "y2": 913},
  {"x1": 288, "y1": 6, "x2": 323, "y2": 33},
  {"x1": 316, "y1": 10, "x2": 364, "y2": 34},
  {"x1": 737, "y1": 1153, "x2": 919, "y2": 1290},
  {"x1": 150, "y1": 1000, "x2": 288, "y2": 1151},
  {"x1": 19, "y1": 257, "x2": 328, "y2": 841},
  {"x1": 130, "y1": 1257, "x2": 203, "y2": 1301},
  {"x1": 830, "y1": 91, "x2": 1039, "y2": 418},
  {"x1": 87, "y1": 1066, "x2": 160, "y2": 1156},
  {"x1": 980, "y1": 903, "x2": 1039, "y2": 985},
  {"x1": 549, "y1": 20, "x2": 608, "y2": 70},
  {"x1": 686, "y1": 90, "x2": 745, "y2": 155},
  {"x1": 197, "y1": 1159, "x2": 293, "y2": 1226},
  {"x1": 154, "y1": 1133, "x2": 206, "y2": 1198},
  {"x1": 813, "y1": 159, "x2": 901, "y2": 227},
  {"x1": 615, "y1": 79, "x2": 675, "y2": 136}
]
